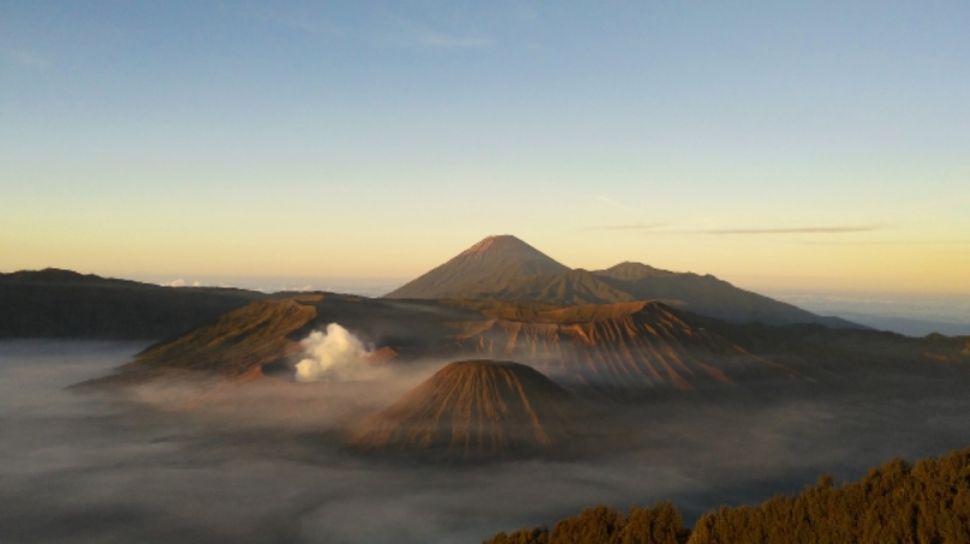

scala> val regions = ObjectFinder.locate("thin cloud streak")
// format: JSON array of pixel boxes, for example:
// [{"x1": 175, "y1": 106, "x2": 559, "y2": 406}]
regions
[
  {"x1": 380, "y1": 11, "x2": 494, "y2": 49},
  {"x1": 796, "y1": 239, "x2": 970, "y2": 246},
  {"x1": 592, "y1": 224, "x2": 886, "y2": 235},
  {"x1": 584, "y1": 223, "x2": 666, "y2": 232},
  {"x1": 594, "y1": 195, "x2": 638, "y2": 213},
  {"x1": 704, "y1": 224, "x2": 884, "y2": 235}
]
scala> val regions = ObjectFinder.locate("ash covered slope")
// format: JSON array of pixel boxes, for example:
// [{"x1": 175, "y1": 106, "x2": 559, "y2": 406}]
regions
[
  {"x1": 349, "y1": 360, "x2": 577, "y2": 459},
  {"x1": 80, "y1": 296, "x2": 319, "y2": 386},
  {"x1": 124, "y1": 297, "x2": 318, "y2": 376},
  {"x1": 450, "y1": 300, "x2": 788, "y2": 391},
  {"x1": 385, "y1": 236, "x2": 856, "y2": 328},
  {"x1": 81, "y1": 292, "x2": 969, "y2": 392},
  {"x1": 83, "y1": 293, "x2": 484, "y2": 386}
]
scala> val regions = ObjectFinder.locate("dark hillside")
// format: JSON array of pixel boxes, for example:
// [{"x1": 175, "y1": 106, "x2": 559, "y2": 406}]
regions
[{"x1": 0, "y1": 268, "x2": 263, "y2": 339}]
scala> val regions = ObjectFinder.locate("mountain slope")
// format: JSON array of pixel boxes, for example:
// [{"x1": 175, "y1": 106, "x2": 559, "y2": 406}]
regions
[
  {"x1": 385, "y1": 236, "x2": 858, "y2": 328},
  {"x1": 81, "y1": 292, "x2": 968, "y2": 391},
  {"x1": 506, "y1": 268, "x2": 636, "y2": 305},
  {"x1": 79, "y1": 296, "x2": 320, "y2": 387},
  {"x1": 449, "y1": 300, "x2": 789, "y2": 391},
  {"x1": 349, "y1": 360, "x2": 577, "y2": 459},
  {"x1": 83, "y1": 293, "x2": 482, "y2": 385},
  {"x1": 593, "y1": 262, "x2": 847, "y2": 327},
  {"x1": 0, "y1": 268, "x2": 264, "y2": 339},
  {"x1": 385, "y1": 235, "x2": 569, "y2": 299},
  {"x1": 86, "y1": 295, "x2": 793, "y2": 391}
]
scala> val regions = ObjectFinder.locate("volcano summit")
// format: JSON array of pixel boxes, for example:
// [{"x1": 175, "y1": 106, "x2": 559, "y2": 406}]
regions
[
  {"x1": 349, "y1": 360, "x2": 579, "y2": 460},
  {"x1": 386, "y1": 235, "x2": 855, "y2": 328}
]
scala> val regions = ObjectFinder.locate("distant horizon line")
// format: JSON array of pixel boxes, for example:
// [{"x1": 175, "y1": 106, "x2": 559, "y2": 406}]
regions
[{"x1": 4, "y1": 265, "x2": 970, "y2": 299}]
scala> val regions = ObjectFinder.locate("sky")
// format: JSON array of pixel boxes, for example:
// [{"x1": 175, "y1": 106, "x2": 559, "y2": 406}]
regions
[{"x1": 2, "y1": 1, "x2": 969, "y2": 295}]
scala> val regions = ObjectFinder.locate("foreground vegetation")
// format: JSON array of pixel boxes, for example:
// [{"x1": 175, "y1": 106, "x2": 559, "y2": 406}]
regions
[{"x1": 485, "y1": 447, "x2": 970, "y2": 544}]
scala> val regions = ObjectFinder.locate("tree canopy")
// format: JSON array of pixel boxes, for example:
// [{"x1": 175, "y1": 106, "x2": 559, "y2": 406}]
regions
[{"x1": 485, "y1": 447, "x2": 970, "y2": 544}]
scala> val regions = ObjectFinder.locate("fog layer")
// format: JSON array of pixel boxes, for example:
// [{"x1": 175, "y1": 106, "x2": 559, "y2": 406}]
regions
[{"x1": 2, "y1": 341, "x2": 969, "y2": 543}]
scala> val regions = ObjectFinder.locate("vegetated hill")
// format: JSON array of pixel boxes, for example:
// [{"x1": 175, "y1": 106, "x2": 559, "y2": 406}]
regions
[
  {"x1": 386, "y1": 235, "x2": 570, "y2": 299},
  {"x1": 0, "y1": 268, "x2": 263, "y2": 339},
  {"x1": 447, "y1": 300, "x2": 791, "y2": 391},
  {"x1": 349, "y1": 360, "x2": 579, "y2": 460},
  {"x1": 384, "y1": 236, "x2": 856, "y2": 328},
  {"x1": 484, "y1": 446, "x2": 970, "y2": 544}
]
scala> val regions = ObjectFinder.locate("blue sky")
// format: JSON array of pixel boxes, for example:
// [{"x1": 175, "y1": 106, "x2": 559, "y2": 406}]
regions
[{"x1": 2, "y1": 1, "x2": 969, "y2": 293}]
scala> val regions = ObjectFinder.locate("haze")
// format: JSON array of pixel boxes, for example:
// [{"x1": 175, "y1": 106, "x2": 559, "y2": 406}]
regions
[
  {"x1": 3, "y1": 1, "x2": 970, "y2": 296},
  {"x1": 2, "y1": 4, "x2": 970, "y2": 541},
  {"x1": 3, "y1": 340, "x2": 969, "y2": 543}
]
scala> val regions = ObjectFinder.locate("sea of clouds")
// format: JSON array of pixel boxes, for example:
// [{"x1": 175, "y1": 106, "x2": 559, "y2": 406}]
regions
[{"x1": 2, "y1": 340, "x2": 969, "y2": 543}]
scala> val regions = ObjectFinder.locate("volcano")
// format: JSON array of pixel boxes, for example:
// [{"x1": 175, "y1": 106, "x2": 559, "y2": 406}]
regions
[
  {"x1": 385, "y1": 235, "x2": 570, "y2": 300},
  {"x1": 349, "y1": 360, "x2": 577, "y2": 460},
  {"x1": 385, "y1": 235, "x2": 857, "y2": 328},
  {"x1": 448, "y1": 300, "x2": 790, "y2": 391}
]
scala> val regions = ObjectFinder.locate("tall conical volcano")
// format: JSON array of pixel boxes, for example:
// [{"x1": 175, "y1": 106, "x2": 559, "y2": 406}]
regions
[
  {"x1": 349, "y1": 360, "x2": 577, "y2": 459},
  {"x1": 386, "y1": 235, "x2": 860, "y2": 328},
  {"x1": 385, "y1": 235, "x2": 570, "y2": 300}
]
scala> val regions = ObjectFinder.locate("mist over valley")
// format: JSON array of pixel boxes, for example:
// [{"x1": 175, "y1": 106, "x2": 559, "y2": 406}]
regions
[{"x1": 2, "y1": 236, "x2": 969, "y2": 542}]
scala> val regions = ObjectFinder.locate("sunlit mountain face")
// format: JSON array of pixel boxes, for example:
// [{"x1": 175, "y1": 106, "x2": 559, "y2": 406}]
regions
[{"x1": 3, "y1": 2, "x2": 970, "y2": 542}]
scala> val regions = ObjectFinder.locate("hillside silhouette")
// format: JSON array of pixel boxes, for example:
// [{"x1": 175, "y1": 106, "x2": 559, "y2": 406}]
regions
[
  {"x1": 484, "y1": 446, "x2": 970, "y2": 543},
  {"x1": 0, "y1": 268, "x2": 262, "y2": 339}
]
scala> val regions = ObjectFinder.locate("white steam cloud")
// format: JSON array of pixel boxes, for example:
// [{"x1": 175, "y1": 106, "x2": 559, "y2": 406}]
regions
[{"x1": 294, "y1": 323, "x2": 374, "y2": 382}]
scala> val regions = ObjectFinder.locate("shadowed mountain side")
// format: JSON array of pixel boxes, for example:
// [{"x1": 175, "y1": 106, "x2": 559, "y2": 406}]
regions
[
  {"x1": 80, "y1": 293, "x2": 968, "y2": 393},
  {"x1": 0, "y1": 268, "x2": 264, "y2": 339},
  {"x1": 594, "y1": 262, "x2": 856, "y2": 328},
  {"x1": 687, "y1": 316, "x2": 970, "y2": 385},
  {"x1": 304, "y1": 296, "x2": 483, "y2": 360},
  {"x1": 348, "y1": 360, "x2": 584, "y2": 461},
  {"x1": 446, "y1": 300, "x2": 791, "y2": 391},
  {"x1": 386, "y1": 235, "x2": 569, "y2": 300},
  {"x1": 384, "y1": 236, "x2": 858, "y2": 328},
  {"x1": 80, "y1": 294, "x2": 483, "y2": 386},
  {"x1": 503, "y1": 269, "x2": 637, "y2": 305},
  {"x1": 80, "y1": 297, "x2": 319, "y2": 386}
]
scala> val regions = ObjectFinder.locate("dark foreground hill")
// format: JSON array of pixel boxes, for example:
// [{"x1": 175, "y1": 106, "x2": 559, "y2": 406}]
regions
[
  {"x1": 484, "y1": 446, "x2": 970, "y2": 544},
  {"x1": 349, "y1": 360, "x2": 579, "y2": 460},
  {"x1": 385, "y1": 235, "x2": 856, "y2": 328},
  {"x1": 0, "y1": 268, "x2": 263, "y2": 339}
]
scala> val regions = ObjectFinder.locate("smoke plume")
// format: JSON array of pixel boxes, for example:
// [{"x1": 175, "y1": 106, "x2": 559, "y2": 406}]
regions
[{"x1": 294, "y1": 323, "x2": 374, "y2": 382}]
